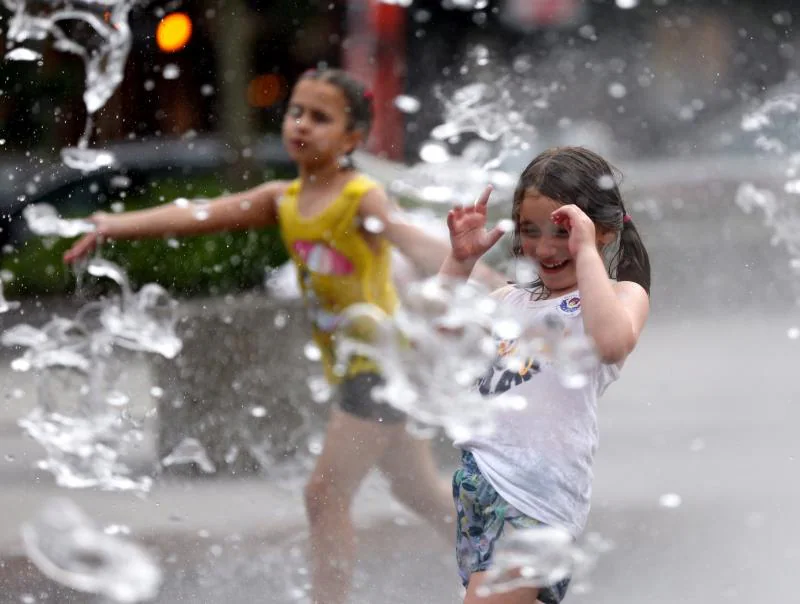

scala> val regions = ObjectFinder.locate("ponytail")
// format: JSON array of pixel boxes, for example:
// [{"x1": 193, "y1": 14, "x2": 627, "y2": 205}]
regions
[{"x1": 615, "y1": 218, "x2": 651, "y2": 295}]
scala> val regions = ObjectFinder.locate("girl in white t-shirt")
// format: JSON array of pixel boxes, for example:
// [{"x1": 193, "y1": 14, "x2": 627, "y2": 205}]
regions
[{"x1": 439, "y1": 146, "x2": 651, "y2": 604}]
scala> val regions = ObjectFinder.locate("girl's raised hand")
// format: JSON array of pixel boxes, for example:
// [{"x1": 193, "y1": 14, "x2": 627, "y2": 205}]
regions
[
  {"x1": 550, "y1": 204, "x2": 597, "y2": 258},
  {"x1": 447, "y1": 185, "x2": 505, "y2": 263}
]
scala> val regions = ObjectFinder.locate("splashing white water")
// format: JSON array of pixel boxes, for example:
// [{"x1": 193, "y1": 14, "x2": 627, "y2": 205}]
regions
[
  {"x1": 334, "y1": 276, "x2": 598, "y2": 440},
  {"x1": 1, "y1": 0, "x2": 137, "y2": 169},
  {"x1": 22, "y1": 498, "x2": 163, "y2": 602},
  {"x1": 476, "y1": 527, "x2": 611, "y2": 597},
  {"x1": 23, "y1": 203, "x2": 96, "y2": 238},
  {"x1": 161, "y1": 437, "x2": 216, "y2": 474},
  {"x1": 389, "y1": 47, "x2": 552, "y2": 205},
  {"x1": 2, "y1": 258, "x2": 181, "y2": 491}
]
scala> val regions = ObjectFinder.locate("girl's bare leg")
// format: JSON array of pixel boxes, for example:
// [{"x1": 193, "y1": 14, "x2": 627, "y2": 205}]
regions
[
  {"x1": 464, "y1": 571, "x2": 542, "y2": 604},
  {"x1": 377, "y1": 428, "x2": 455, "y2": 541},
  {"x1": 304, "y1": 407, "x2": 404, "y2": 604}
]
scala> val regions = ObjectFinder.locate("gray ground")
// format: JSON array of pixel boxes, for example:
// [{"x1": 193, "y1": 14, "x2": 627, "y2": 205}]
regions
[{"x1": 1, "y1": 308, "x2": 797, "y2": 603}]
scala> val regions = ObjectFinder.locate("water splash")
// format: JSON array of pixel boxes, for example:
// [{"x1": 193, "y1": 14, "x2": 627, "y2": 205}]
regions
[
  {"x1": 334, "y1": 276, "x2": 598, "y2": 441},
  {"x1": 161, "y1": 437, "x2": 216, "y2": 474},
  {"x1": 23, "y1": 203, "x2": 97, "y2": 238},
  {"x1": 476, "y1": 526, "x2": 611, "y2": 597},
  {"x1": 389, "y1": 47, "x2": 553, "y2": 205},
  {"x1": 1, "y1": 0, "x2": 137, "y2": 170},
  {"x1": 2, "y1": 258, "x2": 181, "y2": 491},
  {"x1": 22, "y1": 497, "x2": 163, "y2": 602}
]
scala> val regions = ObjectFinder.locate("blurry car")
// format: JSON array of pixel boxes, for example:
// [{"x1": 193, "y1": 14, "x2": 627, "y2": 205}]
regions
[{"x1": 0, "y1": 134, "x2": 295, "y2": 251}]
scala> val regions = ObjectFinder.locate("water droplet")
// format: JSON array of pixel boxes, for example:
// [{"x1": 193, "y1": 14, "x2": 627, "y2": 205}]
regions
[
  {"x1": 149, "y1": 386, "x2": 164, "y2": 398},
  {"x1": 608, "y1": 82, "x2": 627, "y2": 99},
  {"x1": 497, "y1": 219, "x2": 515, "y2": 233},
  {"x1": 363, "y1": 215, "x2": 385, "y2": 234},
  {"x1": 106, "y1": 391, "x2": 129, "y2": 407},
  {"x1": 5, "y1": 48, "x2": 41, "y2": 61},
  {"x1": 419, "y1": 141, "x2": 450, "y2": 164},
  {"x1": 659, "y1": 493, "x2": 682, "y2": 508},
  {"x1": 787, "y1": 327, "x2": 800, "y2": 340},
  {"x1": 597, "y1": 174, "x2": 616, "y2": 190},
  {"x1": 615, "y1": 0, "x2": 639, "y2": 8},
  {"x1": 250, "y1": 406, "x2": 267, "y2": 418},
  {"x1": 307, "y1": 435, "x2": 324, "y2": 455},
  {"x1": 394, "y1": 95, "x2": 421, "y2": 114},
  {"x1": 274, "y1": 310, "x2": 288, "y2": 329},
  {"x1": 60, "y1": 148, "x2": 116, "y2": 173},
  {"x1": 304, "y1": 342, "x2": 322, "y2": 362},
  {"x1": 162, "y1": 64, "x2": 180, "y2": 80},
  {"x1": 689, "y1": 438, "x2": 706, "y2": 452}
]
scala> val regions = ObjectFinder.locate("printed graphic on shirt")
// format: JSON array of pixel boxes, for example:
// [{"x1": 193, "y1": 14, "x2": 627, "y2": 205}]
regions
[
  {"x1": 294, "y1": 241, "x2": 354, "y2": 276},
  {"x1": 477, "y1": 337, "x2": 541, "y2": 397},
  {"x1": 477, "y1": 307, "x2": 577, "y2": 396}
]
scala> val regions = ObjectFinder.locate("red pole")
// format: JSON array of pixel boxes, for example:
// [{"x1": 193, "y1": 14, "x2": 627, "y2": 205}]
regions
[{"x1": 344, "y1": 0, "x2": 406, "y2": 160}]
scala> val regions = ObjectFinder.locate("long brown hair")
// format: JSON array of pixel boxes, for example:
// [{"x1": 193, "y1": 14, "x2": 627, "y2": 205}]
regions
[{"x1": 511, "y1": 146, "x2": 651, "y2": 296}]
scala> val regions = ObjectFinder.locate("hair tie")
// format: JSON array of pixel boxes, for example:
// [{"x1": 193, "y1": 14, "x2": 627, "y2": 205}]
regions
[
  {"x1": 364, "y1": 89, "x2": 374, "y2": 102},
  {"x1": 302, "y1": 68, "x2": 317, "y2": 77},
  {"x1": 623, "y1": 214, "x2": 632, "y2": 224}
]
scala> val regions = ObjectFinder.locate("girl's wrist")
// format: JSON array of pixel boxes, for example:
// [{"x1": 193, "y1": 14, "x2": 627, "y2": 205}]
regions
[{"x1": 440, "y1": 252, "x2": 477, "y2": 280}]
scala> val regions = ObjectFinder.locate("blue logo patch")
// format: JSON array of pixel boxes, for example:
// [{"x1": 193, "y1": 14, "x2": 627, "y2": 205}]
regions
[{"x1": 558, "y1": 296, "x2": 581, "y2": 314}]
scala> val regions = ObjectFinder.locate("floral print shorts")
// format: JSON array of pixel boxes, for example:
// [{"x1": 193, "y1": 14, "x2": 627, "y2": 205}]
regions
[{"x1": 452, "y1": 450, "x2": 570, "y2": 604}]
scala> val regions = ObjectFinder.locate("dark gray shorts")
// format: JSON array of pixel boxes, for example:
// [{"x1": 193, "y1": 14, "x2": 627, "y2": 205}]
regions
[{"x1": 338, "y1": 372, "x2": 406, "y2": 424}]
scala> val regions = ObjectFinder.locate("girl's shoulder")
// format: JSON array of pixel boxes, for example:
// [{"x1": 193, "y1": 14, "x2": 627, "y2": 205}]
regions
[{"x1": 344, "y1": 172, "x2": 382, "y2": 198}]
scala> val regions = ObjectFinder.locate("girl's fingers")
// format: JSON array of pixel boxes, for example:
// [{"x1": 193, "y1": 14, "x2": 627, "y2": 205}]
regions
[
  {"x1": 475, "y1": 184, "x2": 493, "y2": 209},
  {"x1": 485, "y1": 225, "x2": 505, "y2": 249}
]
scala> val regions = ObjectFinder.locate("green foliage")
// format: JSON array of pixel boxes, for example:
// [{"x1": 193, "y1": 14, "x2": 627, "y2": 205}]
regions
[{"x1": 2, "y1": 172, "x2": 291, "y2": 299}]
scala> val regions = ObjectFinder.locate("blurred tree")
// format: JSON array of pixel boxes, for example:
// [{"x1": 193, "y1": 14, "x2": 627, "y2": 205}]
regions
[{"x1": 206, "y1": 0, "x2": 258, "y2": 184}]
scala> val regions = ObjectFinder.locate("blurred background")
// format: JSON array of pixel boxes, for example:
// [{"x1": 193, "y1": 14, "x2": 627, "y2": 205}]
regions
[{"x1": 1, "y1": 1, "x2": 800, "y2": 603}]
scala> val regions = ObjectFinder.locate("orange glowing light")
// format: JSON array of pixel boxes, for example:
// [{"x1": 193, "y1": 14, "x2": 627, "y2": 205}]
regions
[
  {"x1": 156, "y1": 12, "x2": 193, "y2": 53},
  {"x1": 247, "y1": 74, "x2": 288, "y2": 108}
]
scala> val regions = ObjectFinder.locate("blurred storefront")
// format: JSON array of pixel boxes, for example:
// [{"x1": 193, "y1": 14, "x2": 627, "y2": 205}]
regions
[{"x1": 1, "y1": 0, "x2": 800, "y2": 160}]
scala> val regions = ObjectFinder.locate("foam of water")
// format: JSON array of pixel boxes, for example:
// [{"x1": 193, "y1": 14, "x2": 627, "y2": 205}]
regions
[
  {"x1": 475, "y1": 527, "x2": 612, "y2": 597},
  {"x1": 3, "y1": 256, "x2": 181, "y2": 491},
  {"x1": 23, "y1": 203, "x2": 97, "y2": 238},
  {"x1": 334, "y1": 276, "x2": 598, "y2": 441},
  {"x1": 21, "y1": 497, "x2": 163, "y2": 602},
  {"x1": 161, "y1": 437, "x2": 217, "y2": 474},
  {"x1": 735, "y1": 93, "x2": 800, "y2": 289},
  {"x1": 388, "y1": 46, "x2": 553, "y2": 206},
  {"x1": 2, "y1": 0, "x2": 136, "y2": 169}
]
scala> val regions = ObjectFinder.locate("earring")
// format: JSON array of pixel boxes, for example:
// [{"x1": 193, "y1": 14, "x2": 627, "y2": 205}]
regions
[{"x1": 338, "y1": 154, "x2": 354, "y2": 170}]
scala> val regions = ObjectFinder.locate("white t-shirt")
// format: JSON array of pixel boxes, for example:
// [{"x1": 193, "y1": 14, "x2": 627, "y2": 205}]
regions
[{"x1": 454, "y1": 285, "x2": 620, "y2": 537}]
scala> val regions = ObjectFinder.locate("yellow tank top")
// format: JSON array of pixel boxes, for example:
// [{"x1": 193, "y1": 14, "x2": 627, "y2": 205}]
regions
[{"x1": 277, "y1": 174, "x2": 398, "y2": 383}]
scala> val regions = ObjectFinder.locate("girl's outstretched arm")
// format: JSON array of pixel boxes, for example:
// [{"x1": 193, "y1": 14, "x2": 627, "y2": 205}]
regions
[
  {"x1": 64, "y1": 180, "x2": 289, "y2": 263},
  {"x1": 358, "y1": 186, "x2": 507, "y2": 290},
  {"x1": 551, "y1": 204, "x2": 649, "y2": 365}
]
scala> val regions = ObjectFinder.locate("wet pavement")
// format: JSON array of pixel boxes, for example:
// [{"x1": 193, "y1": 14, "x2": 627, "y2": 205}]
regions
[{"x1": 1, "y1": 306, "x2": 799, "y2": 603}]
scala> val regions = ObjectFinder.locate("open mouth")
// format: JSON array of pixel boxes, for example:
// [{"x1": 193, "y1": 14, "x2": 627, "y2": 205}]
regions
[{"x1": 539, "y1": 259, "x2": 569, "y2": 274}]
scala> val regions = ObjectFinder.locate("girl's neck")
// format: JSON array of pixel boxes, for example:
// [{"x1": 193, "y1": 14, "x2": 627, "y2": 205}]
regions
[{"x1": 297, "y1": 161, "x2": 349, "y2": 188}]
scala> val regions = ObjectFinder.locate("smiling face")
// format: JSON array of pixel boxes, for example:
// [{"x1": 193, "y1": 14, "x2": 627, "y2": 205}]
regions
[
  {"x1": 281, "y1": 79, "x2": 361, "y2": 169},
  {"x1": 517, "y1": 190, "x2": 613, "y2": 296}
]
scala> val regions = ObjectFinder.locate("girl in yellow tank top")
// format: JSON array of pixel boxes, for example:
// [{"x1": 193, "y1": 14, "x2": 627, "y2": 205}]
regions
[
  {"x1": 64, "y1": 68, "x2": 504, "y2": 604},
  {"x1": 278, "y1": 174, "x2": 397, "y2": 383}
]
